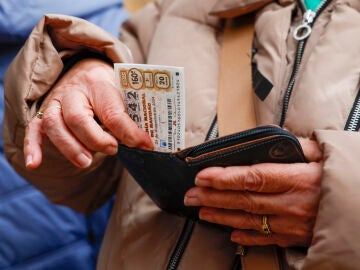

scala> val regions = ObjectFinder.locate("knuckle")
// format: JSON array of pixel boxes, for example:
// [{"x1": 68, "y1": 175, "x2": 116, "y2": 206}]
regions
[
  {"x1": 237, "y1": 192, "x2": 266, "y2": 214},
  {"x1": 66, "y1": 112, "x2": 89, "y2": 128},
  {"x1": 83, "y1": 70, "x2": 98, "y2": 85},
  {"x1": 237, "y1": 192, "x2": 255, "y2": 212},
  {"x1": 26, "y1": 121, "x2": 34, "y2": 132},
  {"x1": 245, "y1": 167, "x2": 264, "y2": 191},
  {"x1": 221, "y1": 168, "x2": 240, "y2": 190},
  {"x1": 287, "y1": 206, "x2": 311, "y2": 219},
  {"x1": 101, "y1": 108, "x2": 124, "y2": 127},
  {"x1": 122, "y1": 128, "x2": 140, "y2": 145},
  {"x1": 42, "y1": 114, "x2": 59, "y2": 130},
  {"x1": 86, "y1": 135, "x2": 108, "y2": 151},
  {"x1": 286, "y1": 196, "x2": 319, "y2": 219},
  {"x1": 24, "y1": 136, "x2": 31, "y2": 148},
  {"x1": 24, "y1": 124, "x2": 33, "y2": 146},
  {"x1": 83, "y1": 65, "x2": 113, "y2": 85}
]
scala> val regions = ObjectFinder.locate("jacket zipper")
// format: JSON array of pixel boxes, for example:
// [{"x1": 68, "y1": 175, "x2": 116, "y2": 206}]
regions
[
  {"x1": 279, "y1": 0, "x2": 332, "y2": 127},
  {"x1": 167, "y1": 219, "x2": 195, "y2": 270},
  {"x1": 166, "y1": 117, "x2": 219, "y2": 270},
  {"x1": 168, "y1": 1, "x2": 357, "y2": 267},
  {"x1": 345, "y1": 89, "x2": 360, "y2": 131}
]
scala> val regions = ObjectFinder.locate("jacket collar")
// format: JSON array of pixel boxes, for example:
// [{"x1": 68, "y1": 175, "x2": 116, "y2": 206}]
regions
[{"x1": 210, "y1": 0, "x2": 295, "y2": 18}]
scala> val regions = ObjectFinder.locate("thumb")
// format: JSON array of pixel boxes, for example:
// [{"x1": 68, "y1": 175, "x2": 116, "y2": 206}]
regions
[{"x1": 298, "y1": 137, "x2": 323, "y2": 162}]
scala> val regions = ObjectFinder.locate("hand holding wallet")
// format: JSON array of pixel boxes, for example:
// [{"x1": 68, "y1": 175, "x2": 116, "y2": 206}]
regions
[{"x1": 117, "y1": 125, "x2": 306, "y2": 219}]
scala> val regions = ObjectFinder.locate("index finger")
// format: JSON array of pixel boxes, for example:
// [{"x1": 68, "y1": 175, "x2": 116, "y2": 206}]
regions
[
  {"x1": 91, "y1": 80, "x2": 153, "y2": 150},
  {"x1": 24, "y1": 117, "x2": 44, "y2": 169},
  {"x1": 195, "y1": 162, "x2": 322, "y2": 193}
]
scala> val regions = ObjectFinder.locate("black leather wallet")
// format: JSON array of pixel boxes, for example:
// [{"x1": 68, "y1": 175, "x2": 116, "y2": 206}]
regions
[{"x1": 117, "y1": 125, "x2": 306, "y2": 219}]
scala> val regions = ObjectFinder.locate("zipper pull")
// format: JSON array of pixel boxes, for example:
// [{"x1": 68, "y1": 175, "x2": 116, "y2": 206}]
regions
[{"x1": 293, "y1": 9, "x2": 316, "y2": 40}]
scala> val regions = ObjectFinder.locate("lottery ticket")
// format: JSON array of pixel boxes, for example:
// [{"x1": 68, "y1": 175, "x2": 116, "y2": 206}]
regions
[{"x1": 114, "y1": 63, "x2": 185, "y2": 152}]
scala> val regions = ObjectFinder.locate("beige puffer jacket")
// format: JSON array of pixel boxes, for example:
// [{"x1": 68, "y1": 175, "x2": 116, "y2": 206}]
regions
[{"x1": 3, "y1": 0, "x2": 360, "y2": 269}]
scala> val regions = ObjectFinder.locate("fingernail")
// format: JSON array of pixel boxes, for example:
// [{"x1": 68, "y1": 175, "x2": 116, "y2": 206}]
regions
[
  {"x1": 231, "y1": 232, "x2": 241, "y2": 242},
  {"x1": 26, "y1": 155, "x2": 33, "y2": 167},
  {"x1": 104, "y1": 145, "x2": 118, "y2": 155},
  {"x1": 199, "y1": 210, "x2": 213, "y2": 221},
  {"x1": 139, "y1": 142, "x2": 154, "y2": 151},
  {"x1": 195, "y1": 177, "x2": 210, "y2": 186},
  {"x1": 184, "y1": 196, "x2": 200, "y2": 206},
  {"x1": 77, "y1": 153, "x2": 92, "y2": 168}
]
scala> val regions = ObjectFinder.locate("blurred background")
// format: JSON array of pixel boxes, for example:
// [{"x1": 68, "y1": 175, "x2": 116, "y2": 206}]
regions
[
  {"x1": 125, "y1": 0, "x2": 154, "y2": 13},
  {"x1": 0, "y1": 1, "x2": 153, "y2": 270}
]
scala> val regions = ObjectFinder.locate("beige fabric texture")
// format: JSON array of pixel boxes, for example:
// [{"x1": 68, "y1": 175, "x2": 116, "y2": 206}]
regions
[{"x1": 3, "y1": 0, "x2": 360, "y2": 269}]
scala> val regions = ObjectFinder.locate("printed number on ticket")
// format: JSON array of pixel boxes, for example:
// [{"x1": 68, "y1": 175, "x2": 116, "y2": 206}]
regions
[{"x1": 114, "y1": 63, "x2": 185, "y2": 152}]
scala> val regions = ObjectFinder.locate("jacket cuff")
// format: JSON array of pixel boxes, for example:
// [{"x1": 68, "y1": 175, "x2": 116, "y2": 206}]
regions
[
  {"x1": 302, "y1": 130, "x2": 360, "y2": 269},
  {"x1": 5, "y1": 13, "x2": 132, "y2": 128},
  {"x1": 3, "y1": 14, "x2": 130, "y2": 213}
]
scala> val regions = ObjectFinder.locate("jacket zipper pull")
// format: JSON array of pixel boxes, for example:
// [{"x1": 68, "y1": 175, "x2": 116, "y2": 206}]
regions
[{"x1": 293, "y1": 9, "x2": 316, "y2": 40}]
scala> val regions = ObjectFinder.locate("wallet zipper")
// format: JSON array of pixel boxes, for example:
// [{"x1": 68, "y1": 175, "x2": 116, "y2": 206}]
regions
[
  {"x1": 185, "y1": 126, "x2": 300, "y2": 158},
  {"x1": 279, "y1": 0, "x2": 331, "y2": 127},
  {"x1": 166, "y1": 118, "x2": 219, "y2": 270}
]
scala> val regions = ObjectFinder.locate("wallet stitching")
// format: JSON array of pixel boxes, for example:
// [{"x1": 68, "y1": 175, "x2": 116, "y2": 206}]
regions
[
  {"x1": 183, "y1": 126, "x2": 280, "y2": 157},
  {"x1": 187, "y1": 137, "x2": 303, "y2": 166},
  {"x1": 185, "y1": 135, "x2": 279, "y2": 161}
]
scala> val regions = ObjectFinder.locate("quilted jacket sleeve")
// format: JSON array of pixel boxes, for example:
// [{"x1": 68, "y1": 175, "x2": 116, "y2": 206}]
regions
[
  {"x1": 301, "y1": 130, "x2": 360, "y2": 269},
  {"x1": 3, "y1": 5, "x2": 162, "y2": 213},
  {"x1": 119, "y1": 0, "x2": 164, "y2": 63}
]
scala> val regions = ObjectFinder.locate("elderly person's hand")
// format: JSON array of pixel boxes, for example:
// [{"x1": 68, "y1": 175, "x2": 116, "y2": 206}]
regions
[
  {"x1": 25, "y1": 58, "x2": 153, "y2": 169},
  {"x1": 184, "y1": 138, "x2": 323, "y2": 247}
]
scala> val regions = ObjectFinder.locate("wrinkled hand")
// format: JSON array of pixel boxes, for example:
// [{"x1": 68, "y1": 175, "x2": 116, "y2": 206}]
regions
[
  {"x1": 25, "y1": 58, "x2": 153, "y2": 169},
  {"x1": 184, "y1": 138, "x2": 323, "y2": 247}
]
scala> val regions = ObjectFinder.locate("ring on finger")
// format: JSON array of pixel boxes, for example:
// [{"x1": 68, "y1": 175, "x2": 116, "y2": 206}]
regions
[
  {"x1": 36, "y1": 110, "x2": 44, "y2": 119},
  {"x1": 36, "y1": 105, "x2": 62, "y2": 120},
  {"x1": 261, "y1": 215, "x2": 273, "y2": 237}
]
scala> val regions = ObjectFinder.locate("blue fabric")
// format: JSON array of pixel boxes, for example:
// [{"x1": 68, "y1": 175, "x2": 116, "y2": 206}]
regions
[
  {"x1": 0, "y1": 0, "x2": 128, "y2": 43},
  {"x1": 0, "y1": 1, "x2": 128, "y2": 269}
]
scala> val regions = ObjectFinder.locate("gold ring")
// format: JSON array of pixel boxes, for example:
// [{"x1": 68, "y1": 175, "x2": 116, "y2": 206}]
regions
[
  {"x1": 36, "y1": 110, "x2": 44, "y2": 119},
  {"x1": 35, "y1": 105, "x2": 62, "y2": 120},
  {"x1": 261, "y1": 215, "x2": 272, "y2": 237}
]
